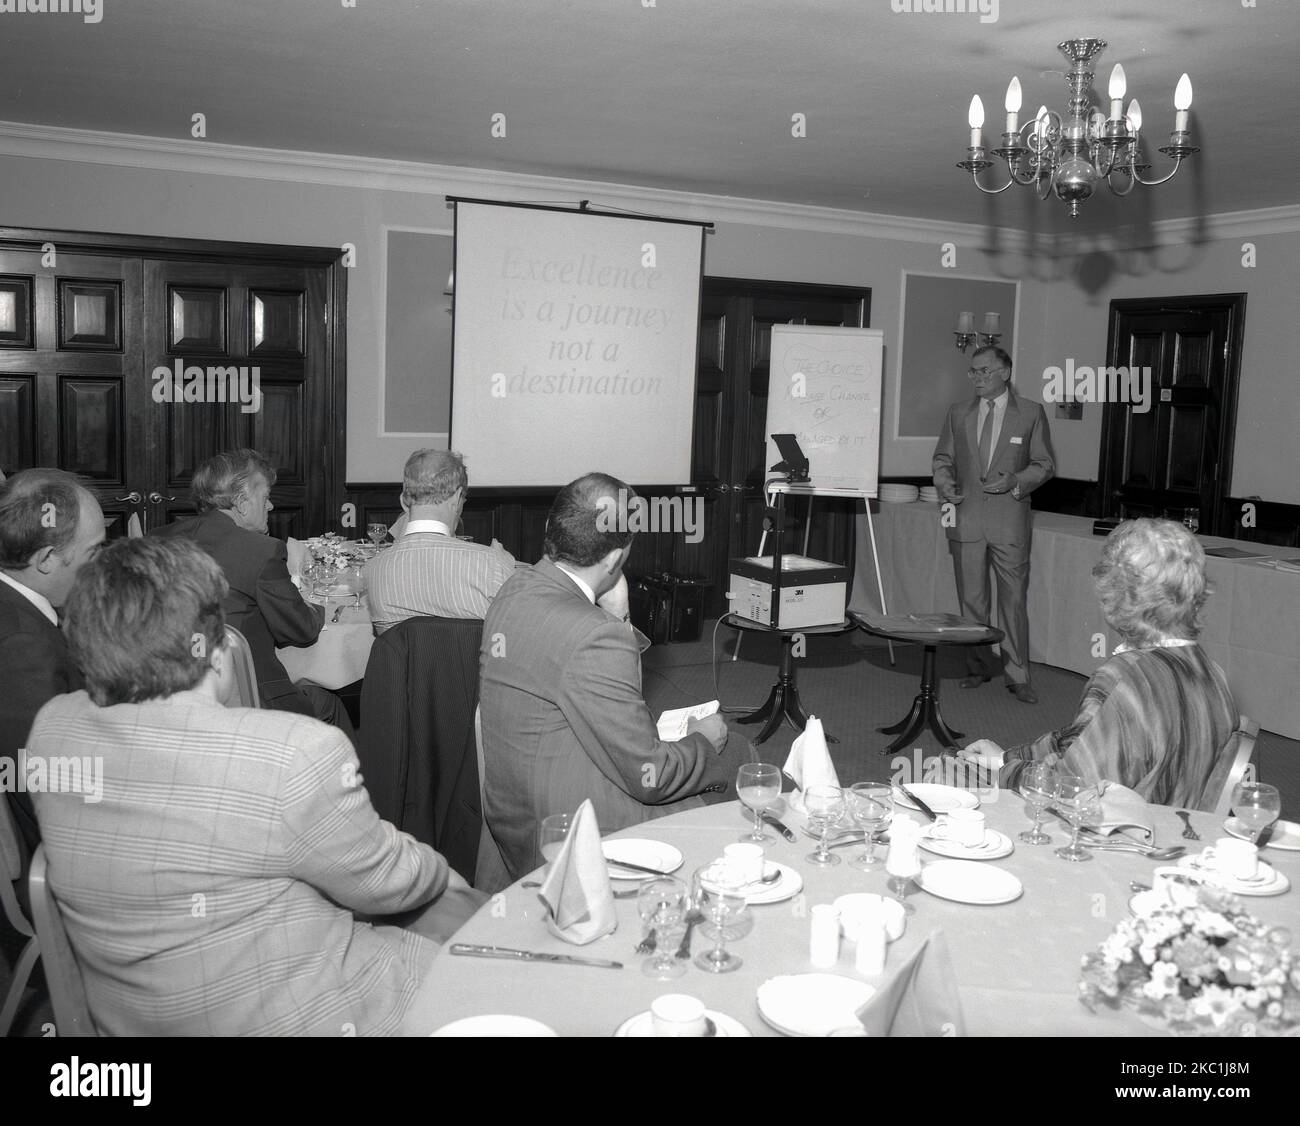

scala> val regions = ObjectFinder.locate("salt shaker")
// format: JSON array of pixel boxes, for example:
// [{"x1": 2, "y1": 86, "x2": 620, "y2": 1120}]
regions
[
  {"x1": 854, "y1": 915, "x2": 888, "y2": 976},
  {"x1": 809, "y1": 904, "x2": 841, "y2": 968}
]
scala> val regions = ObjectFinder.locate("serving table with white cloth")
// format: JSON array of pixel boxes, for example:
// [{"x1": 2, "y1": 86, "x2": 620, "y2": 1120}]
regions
[
  {"x1": 276, "y1": 598, "x2": 374, "y2": 690},
  {"x1": 850, "y1": 504, "x2": 1300, "y2": 739},
  {"x1": 415, "y1": 797, "x2": 1299, "y2": 1036}
]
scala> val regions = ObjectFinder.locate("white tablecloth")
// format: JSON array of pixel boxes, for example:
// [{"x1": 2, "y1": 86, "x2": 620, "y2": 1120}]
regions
[
  {"x1": 850, "y1": 504, "x2": 1300, "y2": 739},
  {"x1": 415, "y1": 798, "x2": 1298, "y2": 1036},
  {"x1": 276, "y1": 599, "x2": 374, "y2": 690}
]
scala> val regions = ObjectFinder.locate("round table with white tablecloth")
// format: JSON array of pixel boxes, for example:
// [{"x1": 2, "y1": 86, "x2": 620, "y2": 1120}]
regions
[
  {"x1": 276, "y1": 595, "x2": 374, "y2": 690},
  {"x1": 413, "y1": 795, "x2": 1299, "y2": 1037}
]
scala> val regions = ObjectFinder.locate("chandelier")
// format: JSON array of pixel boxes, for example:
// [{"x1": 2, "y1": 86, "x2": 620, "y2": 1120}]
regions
[{"x1": 957, "y1": 38, "x2": 1198, "y2": 218}]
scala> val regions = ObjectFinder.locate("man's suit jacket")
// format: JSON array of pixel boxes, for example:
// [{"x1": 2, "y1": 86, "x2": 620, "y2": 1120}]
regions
[
  {"x1": 28, "y1": 689, "x2": 447, "y2": 1036},
  {"x1": 932, "y1": 387, "x2": 1056, "y2": 546},
  {"x1": 479, "y1": 558, "x2": 738, "y2": 878},
  {"x1": 154, "y1": 510, "x2": 322, "y2": 705},
  {"x1": 0, "y1": 578, "x2": 82, "y2": 857}
]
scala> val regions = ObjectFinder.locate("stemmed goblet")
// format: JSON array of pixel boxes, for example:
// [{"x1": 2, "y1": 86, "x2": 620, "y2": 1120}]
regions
[
  {"x1": 737, "y1": 763, "x2": 782, "y2": 843},
  {"x1": 637, "y1": 877, "x2": 688, "y2": 980},
  {"x1": 1054, "y1": 771, "x2": 1103, "y2": 862},
  {"x1": 804, "y1": 785, "x2": 845, "y2": 867},
  {"x1": 1018, "y1": 760, "x2": 1057, "y2": 845},
  {"x1": 693, "y1": 862, "x2": 751, "y2": 974},
  {"x1": 347, "y1": 560, "x2": 367, "y2": 611},
  {"x1": 367, "y1": 522, "x2": 388, "y2": 547},
  {"x1": 1231, "y1": 781, "x2": 1281, "y2": 845},
  {"x1": 846, "y1": 782, "x2": 893, "y2": 870}
]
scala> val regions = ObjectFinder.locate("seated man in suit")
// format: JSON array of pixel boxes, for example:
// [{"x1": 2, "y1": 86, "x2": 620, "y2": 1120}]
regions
[
  {"x1": 0, "y1": 469, "x2": 105, "y2": 862},
  {"x1": 153, "y1": 448, "x2": 353, "y2": 739},
  {"x1": 367, "y1": 449, "x2": 517, "y2": 632},
  {"x1": 480, "y1": 472, "x2": 749, "y2": 878},
  {"x1": 28, "y1": 537, "x2": 485, "y2": 1036}
]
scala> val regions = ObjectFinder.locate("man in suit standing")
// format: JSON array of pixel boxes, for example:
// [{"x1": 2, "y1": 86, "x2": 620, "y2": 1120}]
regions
[
  {"x1": 932, "y1": 347, "x2": 1056, "y2": 704},
  {"x1": 153, "y1": 449, "x2": 353, "y2": 738},
  {"x1": 28, "y1": 537, "x2": 483, "y2": 1035},
  {"x1": 0, "y1": 469, "x2": 105, "y2": 860},
  {"x1": 480, "y1": 472, "x2": 748, "y2": 878}
]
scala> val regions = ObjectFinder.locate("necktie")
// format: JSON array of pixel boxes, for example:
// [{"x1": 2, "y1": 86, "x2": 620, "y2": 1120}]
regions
[{"x1": 977, "y1": 401, "x2": 993, "y2": 478}]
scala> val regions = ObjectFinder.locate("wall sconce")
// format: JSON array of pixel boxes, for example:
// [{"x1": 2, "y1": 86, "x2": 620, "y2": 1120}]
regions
[
  {"x1": 443, "y1": 268, "x2": 454, "y2": 315},
  {"x1": 954, "y1": 311, "x2": 1002, "y2": 352}
]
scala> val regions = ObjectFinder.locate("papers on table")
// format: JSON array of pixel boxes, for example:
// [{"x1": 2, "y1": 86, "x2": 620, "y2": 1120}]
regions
[
  {"x1": 656, "y1": 699, "x2": 719, "y2": 741},
  {"x1": 1204, "y1": 546, "x2": 1269, "y2": 560}
]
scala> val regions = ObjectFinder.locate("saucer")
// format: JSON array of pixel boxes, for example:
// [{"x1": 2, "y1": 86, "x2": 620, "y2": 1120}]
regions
[
  {"x1": 915, "y1": 860, "x2": 1023, "y2": 905},
  {"x1": 756, "y1": 974, "x2": 877, "y2": 1037},
  {"x1": 920, "y1": 828, "x2": 1013, "y2": 861},
  {"x1": 1177, "y1": 855, "x2": 1291, "y2": 896},
  {"x1": 703, "y1": 862, "x2": 803, "y2": 905},
  {"x1": 1224, "y1": 817, "x2": 1300, "y2": 852},
  {"x1": 431, "y1": 1014, "x2": 557, "y2": 1037},
  {"x1": 893, "y1": 783, "x2": 980, "y2": 814},
  {"x1": 613, "y1": 1009, "x2": 750, "y2": 1037},
  {"x1": 603, "y1": 840, "x2": 684, "y2": 881}
]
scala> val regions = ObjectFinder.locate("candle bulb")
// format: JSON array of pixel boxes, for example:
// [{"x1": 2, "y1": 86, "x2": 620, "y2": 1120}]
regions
[
  {"x1": 956, "y1": 311, "x2": 975, "y2": 335},
  {"x1": 1004, "y1": 76, "x2": 1021, "y2": 135},
  {"x1": 1034, "y1": 105, "x2": 1049, "y2": 143},
  {"x1": 1108, "y1": 63, "x2": 1126, "y2": 121},
  {"x1": 968, "y1": 94, "x2": 984, "y2": 148},
  {"x1": 1174, "y1": 73, "x2": 1192, "y2": 133},
  {"x1": 982, "y1": 312, "x2": 1000, "y2": 336},
  {"x1": 1127, "y1": 98, "x2": 1142, "y2": 134}
]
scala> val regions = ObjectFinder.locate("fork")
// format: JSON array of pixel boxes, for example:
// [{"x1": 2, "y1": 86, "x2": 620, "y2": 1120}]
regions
[
  {"x1": 1176, "y1": 810, "x2": 1201, "y2": 840},
  {"x1": 675, "y1": 909, "x2": 704, "y2": 960},
  {"x1": 635, "y1": 928, "x2": 657, "y2": 955}
]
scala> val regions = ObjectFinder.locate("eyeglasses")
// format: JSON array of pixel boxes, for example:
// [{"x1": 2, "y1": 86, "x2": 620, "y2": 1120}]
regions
[{"x1": 967, "y1": 366, "x2": 1006, "y2": 379}]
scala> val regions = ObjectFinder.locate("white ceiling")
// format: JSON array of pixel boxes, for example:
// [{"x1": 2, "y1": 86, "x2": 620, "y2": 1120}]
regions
[{"x1": 0, "y1": 0, "x2": 1295, "y2": 233}]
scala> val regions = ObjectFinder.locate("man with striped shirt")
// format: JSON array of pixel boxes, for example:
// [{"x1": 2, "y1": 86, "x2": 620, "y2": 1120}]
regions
[{"x1": 367, "y1": 449, "x2": 517, "y2": 631}]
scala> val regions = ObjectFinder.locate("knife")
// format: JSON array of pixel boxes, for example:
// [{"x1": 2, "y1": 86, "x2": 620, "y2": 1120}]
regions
[
  {"x1": 1255, "y1": 823, "x2": 1276, "y2": 849},
  {"x1": 449, "y1": 944, "x2": 624, "y2": 969},
  {"x1": 602, "y1": 855, "x2": 672, "y2": 877},
  {"x1": 897, "y1": 785, "x2": 938, "y2": 822},
  {"x1": 762, "y1": 812, "x2": 797, "y2": 842}
]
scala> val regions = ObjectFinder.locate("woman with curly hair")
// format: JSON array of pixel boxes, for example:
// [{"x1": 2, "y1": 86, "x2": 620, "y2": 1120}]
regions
[{"x1": 961, "y1": 518, "x2": 1239, "y2": 808}]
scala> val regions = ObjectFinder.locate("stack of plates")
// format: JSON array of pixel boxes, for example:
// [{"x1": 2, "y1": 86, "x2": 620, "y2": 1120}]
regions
[
  {"x1": 918, "y1": 486, "x2": 940, "y2": 503},
  {"x1": 879, "y1": 484, "x2": 919, "y2": 504}
]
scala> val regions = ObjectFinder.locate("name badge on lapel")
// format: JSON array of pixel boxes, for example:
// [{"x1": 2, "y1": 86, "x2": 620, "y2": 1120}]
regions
[{"x1": 1010, "y1": 436, "x2": 1023, "y2": 445}]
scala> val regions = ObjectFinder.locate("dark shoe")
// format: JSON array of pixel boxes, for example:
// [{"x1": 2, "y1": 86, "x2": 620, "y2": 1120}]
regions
[
  {"x1": 959, "y1": 674, "x2": 994, "y2": 688},
  {"x1": 1008, "y1": 683, "x2": 1038, "y2": 704}
]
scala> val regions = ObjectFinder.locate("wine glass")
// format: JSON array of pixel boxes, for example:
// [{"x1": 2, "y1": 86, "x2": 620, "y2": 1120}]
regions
[
  {"x1": 636, "y1": 877, "x2": 687, "y2": 980},
  {"x1": 693, "y1": 863, "x2": 750, "y2": 974},
  {"x1": 1018, "y1": 760, "x2": 1057, "y2": 845},
  {"x1": 316, "y1": 565, "x2": 339, "y2": 609},
  {"x1": 1053, "y1": 771, "x2": 1103, "y2": 862},
  {"x1": 846, "y1": 782, "x2": 893, "y2": 870},
  {"x1": 537, "y1": 812, "x2": 571, "y2": 873},
  {"x1": 804, "y1": 785, "x2": 845, "y2": 867},
  {"x1": 367, "y1": 522, "x2": 388, "y2": 547},
  {"x1": 737, "y1": 763, "x2": 782, "y2": 843},
  {"x1": 347, "y1": 561, "x2": 367, "y2": 611},
  {"x1": 1231, "y1": 781, "x2": 1281, "y2": 844}
]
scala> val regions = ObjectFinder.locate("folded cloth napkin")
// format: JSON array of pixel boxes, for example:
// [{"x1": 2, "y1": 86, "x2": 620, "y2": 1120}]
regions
[
  {"x1": 784, "y1": 716, "x2": 839, "y2": 814},
  {"x1": 286, "y1": 537, "x2": 307, "y2": 582},
  {"x1": 538, "y1": 799, "x2": 617, "y2": 946},
  {"x1": 856, "y1": 929, "x2": 966, "y2": 1037},
  {"x1": 1086, "y1": 781, "x2": 1154, "y2": 843},
  {"x1": 126, "y1": 512, "x2": 143, "y2": 539}
]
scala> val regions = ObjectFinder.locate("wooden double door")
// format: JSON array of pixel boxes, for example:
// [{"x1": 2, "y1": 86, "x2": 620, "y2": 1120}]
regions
[{"x1": 0, "y1": 228, "x2": 346, "y2": 539}]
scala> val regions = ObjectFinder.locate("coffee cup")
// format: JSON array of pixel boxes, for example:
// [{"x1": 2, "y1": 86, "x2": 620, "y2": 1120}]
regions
[
  {"x1": 650, "y1": 994, "x2": 709, "y2": 1037},
  {"x1": 723, "y1": 842, "x2": 765, "y2": 885},
  {"x1": 931, "y1": 808, "x2": 986, "y2": 847},
  {"x1": 1199, "y1": 837, "x2": 1259, "y2": 881}
]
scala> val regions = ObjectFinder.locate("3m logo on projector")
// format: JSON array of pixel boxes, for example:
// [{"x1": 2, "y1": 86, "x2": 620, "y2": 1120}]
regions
[{"x1": 596, "y1": 490, "x2": 703, "y2": 544}]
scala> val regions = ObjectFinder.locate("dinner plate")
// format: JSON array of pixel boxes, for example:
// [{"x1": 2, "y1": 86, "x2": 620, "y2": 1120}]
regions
[
  {"x1": 915, "y1": 860, "x2": 1023, "y2": 905},
  {"x1": 613, "y1": 1009, "x2": 751, "y2": 1037},
  {"x1": 893, "y1": 783, "x2": 980, "y2": 814},
  {"x1": 430, "y1": 1015, "x2": 557, "y2": 1037},
  {"x1": 920, "y1": 828, "x2": 1013, "y2": 861},
  {"x1": 1224, "y1": 817, "x2": 1300, "y2": 851},
  {"x1": 702, "y1": 862, "x2": 803, "y2": 905},
  {"x1": 602, "y1": 839, "x2": 684, "y2": 881},
  {"x1": 1176, "y1": 855, "x2": 1291, "y2": 896},
  {"x1": 756, "y1": 974, "x2": 877, "y2": 1037}
]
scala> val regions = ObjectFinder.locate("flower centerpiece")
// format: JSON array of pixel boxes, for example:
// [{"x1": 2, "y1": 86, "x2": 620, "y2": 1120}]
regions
[
  {"x1": 1080, "y1": 880, "x2": 1300, "y2": 1036},
  {"x1": 306, "y1": 532, "x2": 355, "y2": 572}
]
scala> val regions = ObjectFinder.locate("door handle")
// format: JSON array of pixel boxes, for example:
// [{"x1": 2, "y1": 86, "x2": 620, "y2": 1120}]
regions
[
  {"x1": 147, "y1": 492, "x2": 177, "y2": 505},
  {"x1": 113, "y1": 491, "x2": 142, "y2": 504}
]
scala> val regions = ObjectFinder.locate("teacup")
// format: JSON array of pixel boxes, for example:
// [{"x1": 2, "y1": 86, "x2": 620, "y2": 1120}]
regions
[
  {"x1": 650, "y1": 994, "x2": 709, "y2": 1037},
  {"x1": 1199, "y1": 837, "x2": 1259, "y2": 881},
  {"x1": 722, "y1": 843, "x2": 765, "y2": 885},
  {"x1": 930, "y1": 808, "x2": 986, "y2": 848}
]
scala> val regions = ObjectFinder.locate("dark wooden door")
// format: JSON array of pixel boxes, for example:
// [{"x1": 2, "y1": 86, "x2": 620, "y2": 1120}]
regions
[
  {"x1": 0, "y1": 228, "x2": 346, "y2": 540},
  {"x1": 679, "y1": 279, "x2": 869, "y2": 617},
  {"x1": 1099, "y1": 295, "x2": 1246, "y2": 536}
]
